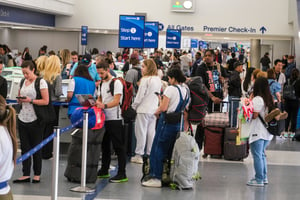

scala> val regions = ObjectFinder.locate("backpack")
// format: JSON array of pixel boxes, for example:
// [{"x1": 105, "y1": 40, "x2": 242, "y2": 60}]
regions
[
  {"x1": 70, "y1": 106, "x2": 105, "y2": 130},
  {"x1": 170, "y1": 132, "x2": 201, "y2": 190},
  {"x1": 186, "y1": 76, "x2": 209, "y2": 123},
  {"x1": 20, "y1": 77, "x2": 56, "y2": 123},
  {"x1": 283, "y1": 79, "x2": 297, "y2": 100},
  {"x1": 100, "y1": 77, "x2": 134, "y2": 119},
  {"x1": 131, "y1": 66, "x2": 142, "y2": 91}
]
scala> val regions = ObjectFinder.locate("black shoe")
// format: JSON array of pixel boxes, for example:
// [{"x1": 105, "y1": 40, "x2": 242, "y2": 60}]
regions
[
  {"x1": 109, "y1": 174, "x2": 128, "y2": 183},
  {"x1": 32, "y1": 179, "x2": 40, "y2": 183},
  {"x1": 97, "y1": 169, "x2": 110, "y2": 178},
  {"x1": 13, "y1": 178, "x2": 31, "y2": 183}
]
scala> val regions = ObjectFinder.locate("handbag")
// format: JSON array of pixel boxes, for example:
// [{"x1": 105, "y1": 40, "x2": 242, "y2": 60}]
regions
[
  {"x1": 122, "y1": 106, "x2": 137, "y2": 121},
  {"x1": 165, "y1": 112, "x2": 182, "y2": 124},
  {"x1": 33, "y1": 104, "x2": 56, "y2": 124},
  {"x1": 258, "y1": 114, "x2": 280, "y2": 136}
]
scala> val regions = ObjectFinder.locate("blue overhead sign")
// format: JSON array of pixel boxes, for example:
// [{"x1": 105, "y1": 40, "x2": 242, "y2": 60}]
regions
[
  {"x1": 119, "y1": 15, "x2": 145, "y2": 48},
  {"x1": 144, "y1": 21, "x2": 159, "y2": 48},
  {"x1": 166, "y1": 29, "x2": 181, "y2": 49},
  {"x1": 191, "y1": 39, "x2": 198, "y2": 48},
  {"x1": 0, "y1": 4, "x2": 55, "y2": 26},
  {"x1": 81, "y1": 26, "x2": 88, "y2": 45}
]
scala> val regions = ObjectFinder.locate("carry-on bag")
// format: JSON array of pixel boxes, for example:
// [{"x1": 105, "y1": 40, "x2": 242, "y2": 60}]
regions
[
  {"x1": 223, "y1": 98, "x2": 249, "y2": 161},
  {"x1": 203, "y1": 126, "x2": 224, "y2": 158},
  {"x1": 170, "y1": 110, "x2": 201, "y2": 190},
  {"x1": 64, "y1": 128, "x2": 105, "y2": 183}
]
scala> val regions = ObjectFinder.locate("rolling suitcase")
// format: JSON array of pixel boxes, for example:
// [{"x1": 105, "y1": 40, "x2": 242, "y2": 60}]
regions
[
  {"x1": 223, "y1": 98, "x2": 248, "y2": 161},
  {"x1": 203, "y1": 102, "x2": 228, "y2": 158},
  {"x1": 203, "y1": 126, "x2": 224, "y2": 158},
  {"x1": 64, "y1": 128, "x2": 105, "y2": 183}
]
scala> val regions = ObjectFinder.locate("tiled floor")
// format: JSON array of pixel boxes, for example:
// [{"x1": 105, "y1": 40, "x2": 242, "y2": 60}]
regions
[{"x1": 10, "y1": 136, "x2": 300, "y2": 200}]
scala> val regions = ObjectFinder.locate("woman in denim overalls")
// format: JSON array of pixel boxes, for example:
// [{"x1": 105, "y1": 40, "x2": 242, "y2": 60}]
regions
[{"x1": 142, "y1": 67, "x2": 189, "y2": 188}]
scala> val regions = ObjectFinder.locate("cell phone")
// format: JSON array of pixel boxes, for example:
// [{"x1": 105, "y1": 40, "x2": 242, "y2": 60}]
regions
[{"x1": 16, "y1": 96, "x2": 26, "y2": 99}]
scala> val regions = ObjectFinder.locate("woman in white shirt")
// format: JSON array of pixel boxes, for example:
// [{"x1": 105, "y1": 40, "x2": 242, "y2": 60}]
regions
[
  {"x1": 0, "y1": 96, "x2": 17, "y2": 199},
  {"x1": 130, "y1": 59, "x2": 162, "y2": 164},
  {"x1": 142, "y1": 67, "x2": 190, "y2": 188},
  {"x1": 247, "y1": 77, "x2": 275, "y2": 187}
]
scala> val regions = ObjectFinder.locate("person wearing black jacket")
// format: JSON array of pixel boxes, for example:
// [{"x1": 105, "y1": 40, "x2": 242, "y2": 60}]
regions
[
  {"x1": 228, "y1": 61, "x2": 243, "y2": 127},
  {"x1": 193, "y1": 49, "x2": 228, "y2": 152}
]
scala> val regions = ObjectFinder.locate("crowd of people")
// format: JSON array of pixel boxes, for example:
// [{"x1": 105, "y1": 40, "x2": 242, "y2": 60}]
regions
[{"x1": 0, "y1": 42, "x2": 299, "y2": 198}]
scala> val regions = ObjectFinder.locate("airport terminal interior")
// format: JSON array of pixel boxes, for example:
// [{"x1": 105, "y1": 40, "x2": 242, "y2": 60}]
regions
[{"x1": 1, "y1": 0, "x2": 300, "y2": 199}]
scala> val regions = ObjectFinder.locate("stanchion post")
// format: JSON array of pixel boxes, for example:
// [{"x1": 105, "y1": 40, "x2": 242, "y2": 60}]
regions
[
  {"x1": 51, "y1": 127, "x2": 60, "y2": 200},
  {"x1": 70, "y1": 111, "x2": 95, "y2": 193}
]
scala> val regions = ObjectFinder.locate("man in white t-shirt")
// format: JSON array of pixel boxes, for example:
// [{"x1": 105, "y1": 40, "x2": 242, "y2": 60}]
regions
[
  {"x1": 95, "y1": 60, "x2": 128, "y2": 183},
  {"x1": 180, "y1": 51, "x2": 192, "y2": 77}
]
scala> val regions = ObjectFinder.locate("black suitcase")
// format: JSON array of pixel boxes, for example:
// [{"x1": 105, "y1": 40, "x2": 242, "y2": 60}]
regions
[
  {"x1": 223, "y1": 98, "x2": 248, "y2": 161},
  {"x1": 64, "y1": 128, "x2": 105, "y2": 183}
]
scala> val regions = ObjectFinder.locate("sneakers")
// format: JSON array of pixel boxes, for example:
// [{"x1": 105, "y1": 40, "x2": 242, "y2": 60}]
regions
[
  {"x1": 247, "y1": 178, "x2": 264, "y2": 187},
  {"x1": 274, "y1": 111, "x2": 288, "y2": 121},
  {"x1": 130, "y1": 155, "x2": 143, "y2": 164},
  {"x1": 263, "y1": 179, "x2": 269, "y2": 185},
  {"x1": 97, "y1": 169, "x2": 110, "y2": 178},
  {"x1": 109, "y1": 174, "x2": 128, "y2": 183},
  {"x1": 142, "y1": 178, "x2": 162, "y2": 188}
]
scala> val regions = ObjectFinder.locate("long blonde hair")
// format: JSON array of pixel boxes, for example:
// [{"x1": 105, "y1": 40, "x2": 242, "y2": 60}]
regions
[
  {"x1": 142, "y1": 59, "x2": 158, "y2": 76},
  {"x1": 0, "y1": 96, "x2": 17, "y2": 164},
  {"x1": 60, "y1": 49, "x2": 71, "y2": 67},
  {"x1": 43, "y1": 55, "x2": 61, "y2": 84},
  {"x1": 35, "y1": 55, "x2": 48, "y2": 76}
]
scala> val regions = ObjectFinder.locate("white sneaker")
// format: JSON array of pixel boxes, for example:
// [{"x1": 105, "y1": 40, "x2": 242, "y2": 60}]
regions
[
  {"x1": 130, "y1": 155, "x2": 143, "y2": 164},
  {"x1": 142, "y1": 178, "x2": 162, "y2": 188}
]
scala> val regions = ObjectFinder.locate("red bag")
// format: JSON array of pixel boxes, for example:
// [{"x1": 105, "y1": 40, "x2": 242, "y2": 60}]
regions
[{"x1": 70, "y1": 106, "x2": 105, "y2": 130}]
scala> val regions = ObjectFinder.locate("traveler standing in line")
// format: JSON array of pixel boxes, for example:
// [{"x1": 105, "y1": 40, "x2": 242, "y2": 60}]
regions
[
  {"x1": 273, "y1": 59, "x2": 286, "y2": 91},
  {"x1": 190, "y1": 51, "x2": 202, "y2": 77},
  {"x1": 284, "y1": 55, "x2": 296, "y2": 80},
  {"x1": 21, "y1": 47, "x2": 32, "y2": 61},
  {"x1": 180, "y1": 51, "x2": 192, "y2": 77},
  {"x1": 283, "y1": 68, "x2": 299, "y2": 137},
  {"x1": 13, "y1": 61, "x2": 49, "y2": 183},
  {"x1": 142, "y1": 67, "x2": 189, "y2": 188},
  {"x1": 247, "y1": 77, "x2": 275, "y2": 187},
  {"x1": 228, "y1": 61, "x2": 243, "y2": 128},
  {"x1": 130, "y1": 59, "x2": 162, "y2": 164},
  {"x1": 0, "y1": 60, "x2": 7, "y2": 99},
  {"x1": 60, "y1": 49, "x2": 72, "y2": 79},
  {"x1": 67, "y1": 64, "x2": 95, "y2": 117},
  {"x1": 96, "y1": 61, "x2": 128, "y2": 183},
  {"x1": 35, "y1": 55, "x2": 48, "y2": 77},
  {"x1": 0, "y1": 96, "x2": 17, "y2": 199},
  {"x1": 260, "y1": 52, "x2": 271, "y2": 72},
  {"x1": 40, "y1": 55, "x2": 63, "y2": 159}
]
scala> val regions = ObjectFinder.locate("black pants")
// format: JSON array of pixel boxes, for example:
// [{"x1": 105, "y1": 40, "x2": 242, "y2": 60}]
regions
[
  {"x1": 285, "y1": 99, "x2": 299, "y2": 132},
  {"x1": 101, "y1": 120, "x2": 126, "y2": 175},
  {"x1": 18, "y1": 119, "x2": 45, "y2": 176},
  {"x1": 42, "y1": 105, "x2": 60, "y2": 159},
  {"x1": 195, "y1": 124, "x2": 204, "y2": 150}
]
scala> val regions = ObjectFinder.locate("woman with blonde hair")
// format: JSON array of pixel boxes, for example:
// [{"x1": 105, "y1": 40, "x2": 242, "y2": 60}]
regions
[
  {"x1": 0, "y1": 96, "x2": 17, "y2": 199},
  {"x1": 130, "y1": 59, "x2": 162, "y2": 164},
  {"x1": 35, "y1": 55, "x2": 48, "y2": 76},
  {"x1": 40, "y1": 55, "x2": 62, "y2": 159},
  {"x1": 60, "y1": 49, "x2": 71, "y2": 79}
]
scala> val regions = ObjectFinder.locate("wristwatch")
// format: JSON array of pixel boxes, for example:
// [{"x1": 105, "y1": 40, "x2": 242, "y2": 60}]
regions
[
  {"x1": 30, "y1": 99, "x2": 34, "y2": 104},
  {"x1": 104, "y1": 104, "x2": 108, "y2": 109}
]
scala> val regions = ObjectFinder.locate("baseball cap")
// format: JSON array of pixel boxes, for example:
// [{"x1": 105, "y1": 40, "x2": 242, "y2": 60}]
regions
[{"x1": 80, "y1": 54, "x2": 92, "y2": 65}]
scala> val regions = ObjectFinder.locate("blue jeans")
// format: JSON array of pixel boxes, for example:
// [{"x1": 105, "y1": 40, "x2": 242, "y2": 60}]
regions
[
  {"x1": 250, "y1": 139, "x2": 270, "y2": 182},
  {"x1": 149, "y1": 113, "x2": 181, "y2": 179},
  {"x1": 229, "y1": 96, "x2": 240, "y2": 128}
]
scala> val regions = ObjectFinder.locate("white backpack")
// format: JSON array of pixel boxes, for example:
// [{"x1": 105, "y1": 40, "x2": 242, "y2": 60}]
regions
[{"x1": 170, "y1": 131, "x2": 201, "y2": 190}]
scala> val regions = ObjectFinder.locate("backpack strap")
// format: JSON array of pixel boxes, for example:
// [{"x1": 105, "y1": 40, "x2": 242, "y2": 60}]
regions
[
  {"x1": 269, "y1": 80, "x2": 275, "y2": 87},
  {"x1": 35, "y1": 77, "x2": 42, "y2": 99}
]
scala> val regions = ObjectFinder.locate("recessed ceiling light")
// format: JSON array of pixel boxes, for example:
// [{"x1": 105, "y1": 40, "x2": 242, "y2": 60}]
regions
[{"x1": 183, "y1": 0, "x2": 193, "y2": 9}]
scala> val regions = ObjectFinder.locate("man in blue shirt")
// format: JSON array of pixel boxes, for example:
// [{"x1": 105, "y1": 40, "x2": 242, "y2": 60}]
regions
[{"x1": 70, "y1": 54, "x2": 101, "y2": 82}]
